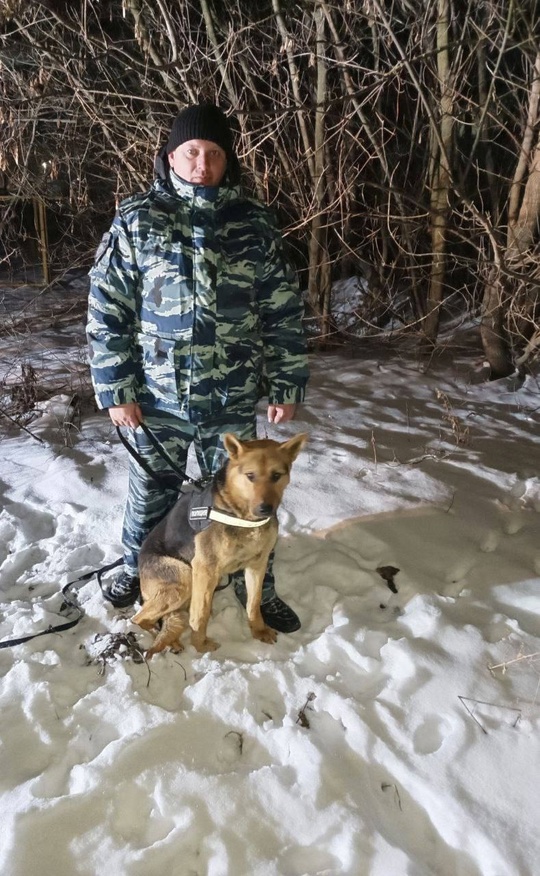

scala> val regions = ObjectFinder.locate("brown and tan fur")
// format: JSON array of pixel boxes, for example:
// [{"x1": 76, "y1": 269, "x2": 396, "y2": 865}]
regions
[{"x1": 132, "y1": 432, "x2": 307, "y2": 656}]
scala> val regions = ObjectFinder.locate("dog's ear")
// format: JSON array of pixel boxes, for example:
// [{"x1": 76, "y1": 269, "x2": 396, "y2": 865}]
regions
[
  {"x1": 223, "y1": 433, "x2": 244, "y2": 460},
  {"x1": 279, "y1": 432, "x2": 308, "y2": 463}
]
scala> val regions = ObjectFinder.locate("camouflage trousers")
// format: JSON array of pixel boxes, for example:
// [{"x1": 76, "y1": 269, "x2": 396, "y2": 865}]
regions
[{"x1": 121, "y1": 404, "x2": 277, "y2": 601}]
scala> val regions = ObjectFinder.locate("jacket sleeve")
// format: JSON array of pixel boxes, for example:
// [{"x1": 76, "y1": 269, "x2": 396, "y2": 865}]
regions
[
  {"x1": 86, "y1": 212, "x2": 141, "y2": 410},
  {"x1": 257, "y1": 215, "x2": 310, "y2": 405}
]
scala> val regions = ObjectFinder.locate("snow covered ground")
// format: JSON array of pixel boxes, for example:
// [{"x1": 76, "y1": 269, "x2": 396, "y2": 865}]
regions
[{"x1": 0, "y1": 277, "x2": 539, "y2": 876}]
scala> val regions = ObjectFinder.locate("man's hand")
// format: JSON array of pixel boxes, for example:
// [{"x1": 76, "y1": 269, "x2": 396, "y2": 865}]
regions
[
  {"x1": 108, "y1": 402, "x2": 143, "y2": 428},
  {"x1": 267, "y1": 403, "x2": 297, "y2": 424}
]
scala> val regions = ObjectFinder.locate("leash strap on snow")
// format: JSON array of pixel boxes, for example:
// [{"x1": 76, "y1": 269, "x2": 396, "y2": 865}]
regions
[
  {"x1": 0, "y1": 558, "x2": 123, "y2": 650},
  {"x1": 116, "y1": 424, "x2": 212, "y2": 490}
]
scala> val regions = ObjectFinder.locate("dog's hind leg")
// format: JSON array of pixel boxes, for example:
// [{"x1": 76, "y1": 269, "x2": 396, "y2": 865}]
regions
[
  {"x1": 146, "y1": 610, "x2": 188, "y2": 657},
  {"x1": 134, "y1": 556, "x2": 192, "y2": 636},
  {"x1": 132, "y1": 583, "x2": 187, "y2": 631},
  {"x1": 132, "y1": 599, "x2": 164, "y2": 631}
]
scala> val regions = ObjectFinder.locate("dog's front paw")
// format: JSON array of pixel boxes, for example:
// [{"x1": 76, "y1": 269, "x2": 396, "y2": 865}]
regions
[
  {"x1": 145, "y1": 641, "x2": 184, "y2": 658},
  {"x1": 191, "y1": 634, "x2": 220, "y2": 653},
  {"x1": 252, "y1": 625, "x2": 278, "y2": 645}
]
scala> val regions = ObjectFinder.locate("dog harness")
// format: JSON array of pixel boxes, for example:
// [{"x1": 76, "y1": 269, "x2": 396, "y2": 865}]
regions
[
  {"x1": 158, "y1": 483, "x2": 273, "y2": 563},
  {"x1": 186, "y1": 483, "x2": 272, "y2": 531}
]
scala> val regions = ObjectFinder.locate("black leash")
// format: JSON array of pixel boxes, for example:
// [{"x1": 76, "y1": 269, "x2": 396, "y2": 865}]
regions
[
  {"x1": 0, "y1": 558, "x2": 122, "y2": 650},
  {"x1": 115, "y1": 422, "x2": 212, "y2": 490}
]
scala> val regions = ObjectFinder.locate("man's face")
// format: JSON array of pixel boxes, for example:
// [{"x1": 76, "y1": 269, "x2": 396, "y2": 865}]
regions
[{"x1": 168, "y1": 139, "x2": 227, "y2": 186}]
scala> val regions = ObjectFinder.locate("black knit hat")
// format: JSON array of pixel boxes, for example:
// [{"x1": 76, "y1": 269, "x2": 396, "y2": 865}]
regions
[{"x1": 166, "y1": 104, "x2": 234, "y2": 155}]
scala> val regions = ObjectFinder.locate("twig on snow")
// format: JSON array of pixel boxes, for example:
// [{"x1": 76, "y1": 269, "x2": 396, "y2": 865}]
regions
[{"x1": 296, "y1": 692, "x2": 316, "y2": 728}]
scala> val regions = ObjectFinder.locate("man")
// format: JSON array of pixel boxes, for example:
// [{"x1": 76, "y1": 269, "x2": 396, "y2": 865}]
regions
[{"x1": 87, "y1": 104, "x2": 309, "y2": 632}]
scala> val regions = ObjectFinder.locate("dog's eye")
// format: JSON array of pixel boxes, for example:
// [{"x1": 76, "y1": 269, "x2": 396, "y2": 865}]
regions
[
  {"x1": 245, "y1": 472, "x2": 256, "y2": 482},
  {"x1": 270, "y1": 472, "x2": 282, "y2": 482}
]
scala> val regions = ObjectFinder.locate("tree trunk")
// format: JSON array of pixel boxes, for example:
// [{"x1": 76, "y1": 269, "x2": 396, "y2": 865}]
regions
[
  {"x1": 480, "y1": 52, "x2": 540, "y2": 375},
  {"x1": 422, "y1": 0, "x2": 454, "y2": 350},
  {"x1": 479, "y1": 272, "x2": 514, "y2": 378},
  {"x1": 307, "y1": 3, "x2": 330, "y2": 335},
  {"x1": 506, "y1": 139, "x2": 540, "y2": 350}
]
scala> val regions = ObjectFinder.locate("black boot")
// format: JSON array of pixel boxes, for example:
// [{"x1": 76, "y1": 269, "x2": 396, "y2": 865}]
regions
[
  {"x1": 101, "y1": 569, "x2": 140, "y2": 608},
  {"x1": 234, "y1": 582, "x2": 301, "y2": 633}
]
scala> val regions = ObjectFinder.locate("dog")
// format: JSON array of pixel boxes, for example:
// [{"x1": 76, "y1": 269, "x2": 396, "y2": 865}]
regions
[{"x1": 132, "y1": 431, "x2": 307, "y2": 655}]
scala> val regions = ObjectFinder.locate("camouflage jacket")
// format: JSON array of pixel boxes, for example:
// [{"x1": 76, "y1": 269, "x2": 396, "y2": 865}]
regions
[{"x1": 87, "y1": 172, "x2": 309, "y2": 423}]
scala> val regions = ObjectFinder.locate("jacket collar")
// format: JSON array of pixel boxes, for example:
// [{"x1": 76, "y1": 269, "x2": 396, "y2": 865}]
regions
[
  {"x1": 153, "y1": 149, "x2": 240, "y2": 208},
  {"x1": 169, "y1": 170, "x2": 226, "y2": 204}
]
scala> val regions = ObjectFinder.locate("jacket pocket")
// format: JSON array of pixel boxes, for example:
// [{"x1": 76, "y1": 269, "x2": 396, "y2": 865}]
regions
[
  {"x1": 138, "y1": 243, "x2": 194, "y2": 329},
  {"x1": 137, "y1": 332, "x2": 190, "y2": 406},
  {"x1": 217, "y1": 338, "x2": 263, "y2": 403}
]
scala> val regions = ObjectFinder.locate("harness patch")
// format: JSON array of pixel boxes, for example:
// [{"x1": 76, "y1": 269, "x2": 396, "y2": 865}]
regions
[
  {"x1": 186, "y1": 483, "x2": 215, "y2": 532},
  {"x1": 189, "y1": 506, "x2": 210, "y2": 521}
]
